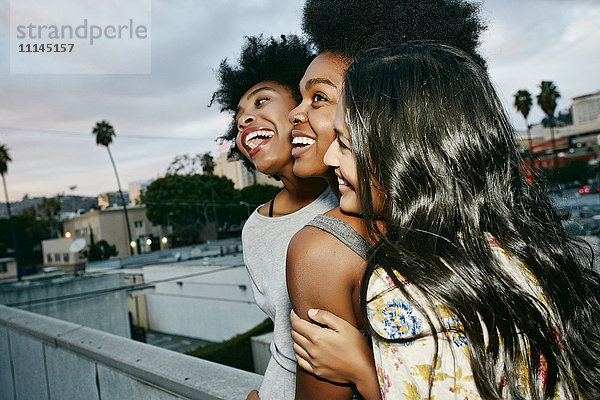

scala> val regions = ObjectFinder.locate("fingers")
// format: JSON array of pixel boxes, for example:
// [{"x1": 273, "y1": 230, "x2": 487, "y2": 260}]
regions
[
  {"x1": 246, "y1": 390, "x2": 260, "y2": 400},
  {"x1": 290, "y1": 309, "x2": 322, "y2": 340},
  {"x1": 293, "y1": 341, "x2": 315, "y2": 371},
  {"x1": 291, "y1": 326, "x2": 313, "y2": 353},
  {"x1": 295, "y1": 351, "x2": 315, "y2": 374},
  {"x1": 307, "y1": 308, "x2": 350, "y2": 332}
]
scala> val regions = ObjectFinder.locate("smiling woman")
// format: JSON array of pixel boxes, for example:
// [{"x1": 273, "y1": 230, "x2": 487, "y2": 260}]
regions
[
  {"x1": 285, "y1": 1, "x2": 489, "y2": 399},
  {"x1": 211, "y1": 35, "x2": 338, "y2": 400}
]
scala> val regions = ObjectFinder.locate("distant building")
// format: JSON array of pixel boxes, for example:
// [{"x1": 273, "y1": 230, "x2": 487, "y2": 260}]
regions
[
  {"x1": 573, "y1": 90, "x2": 600, "y2": 125},
  {"x1": 129, "y1": 179, "x2": 153, "y2": 205},
  {"x1": 214, "y1": 153, "x2": 283, "y2": 190},
  {"x1": 0, "y1": 258, "x2": 17, "y2": 281},
  {"x1": 56, "y1": 205, "x2": 166, "y2": 261},
  {"x1": 97, "y1": 192, "x2": 130, "y2": 209},
  {"x1": 41, "y1": 238, "x2": 86, "y2": 271}
]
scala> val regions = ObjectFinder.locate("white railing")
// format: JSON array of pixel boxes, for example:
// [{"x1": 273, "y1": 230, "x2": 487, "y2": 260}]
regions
[{"x1": 0, "y1": 305, "x2": 262, "y2": 400}]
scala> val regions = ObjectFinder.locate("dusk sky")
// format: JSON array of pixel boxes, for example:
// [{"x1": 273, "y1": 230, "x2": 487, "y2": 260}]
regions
[{"x1": 1, "y1": 0, "x2": 599, "y2": 201}]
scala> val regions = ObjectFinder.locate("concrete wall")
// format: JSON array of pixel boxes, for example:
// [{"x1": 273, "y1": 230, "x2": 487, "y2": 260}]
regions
[
  {"x1": 0, "y1": 305, "x2": 262, "y2": 400},
  {"x1": 0, "y1": 273, "x2": 130, "y2": 338},
  {"x1": 250, "y1": 332, "x2": 272, "y2": 375},
  {"x1": 143, "y1": 262, "x2": 266, "y2": 342}
]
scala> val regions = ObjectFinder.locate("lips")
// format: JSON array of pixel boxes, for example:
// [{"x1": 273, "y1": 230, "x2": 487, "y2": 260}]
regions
[
  {"x1": 241, "y1": 127, "x2": 275, "y2": 156},
  {"x1": 291, "y1": 130, "x2": 316, "y2": 158},
  {"x1": 335, "y1": 171, "x2": 354, "y2": 194}
]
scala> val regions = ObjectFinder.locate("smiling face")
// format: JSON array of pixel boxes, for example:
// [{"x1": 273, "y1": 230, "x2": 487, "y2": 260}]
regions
[
  {"x1": 324, "y1": 98, "x2": 361, "y2": 213},
  {"x1": 235, "y1": 81, "x2": 298, "y2": 176},
  {"x1": 288, "y1": 52, "x2": 349, "y2": 178},
  {"x1": 324, "y1": 97, "x2": 386, "y2": 215}
]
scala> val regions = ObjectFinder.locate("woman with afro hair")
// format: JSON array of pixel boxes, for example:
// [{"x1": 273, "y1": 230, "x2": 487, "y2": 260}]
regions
[
  {"x1": 285, "y1": 0, "x2": 487, "y2": 399},
  {"x1": 211, "y1": 34, "x2": 338, "y2": 400}
]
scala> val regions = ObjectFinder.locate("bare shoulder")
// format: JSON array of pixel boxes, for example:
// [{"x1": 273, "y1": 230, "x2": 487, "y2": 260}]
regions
[
  {"x1": 286, "y1": 209, "x2": 366, "y2": 322},
  {"x1": 287, "y1": 222, "x2": 365, "y2": 284}
]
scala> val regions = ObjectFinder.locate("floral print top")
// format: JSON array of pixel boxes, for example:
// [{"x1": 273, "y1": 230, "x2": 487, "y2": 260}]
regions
[{"x1": 366, "y1": 243, "x2": 569, "y2": 399}]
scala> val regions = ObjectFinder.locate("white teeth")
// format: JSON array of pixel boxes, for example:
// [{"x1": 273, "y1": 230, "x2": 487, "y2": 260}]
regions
[
  {"x1": 245, "y1": 130, "x2": 274, "y2": 149},
  {"x1": 292, "y1": 136, "x2": 316, "y2": 146},
  {"x1": 337, "y1": 177, "x2": 346, "y2": 185}
]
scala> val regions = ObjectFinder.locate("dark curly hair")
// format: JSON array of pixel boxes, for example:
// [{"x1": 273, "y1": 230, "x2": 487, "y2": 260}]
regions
[
  {"x1": 302, "y1": 0, "x2": 486, "y2": 68},
  {"x1": 211, "y1": 34, "x2": 316, "y2": 169}
]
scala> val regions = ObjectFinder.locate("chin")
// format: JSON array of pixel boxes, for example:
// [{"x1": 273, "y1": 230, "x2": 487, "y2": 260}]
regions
[
  {"x1": 292, "y1": 159, "x2": 329, "y2": 178},
  {"x1": 339, "y1": 203, "x2": 360, "y2": 215}
]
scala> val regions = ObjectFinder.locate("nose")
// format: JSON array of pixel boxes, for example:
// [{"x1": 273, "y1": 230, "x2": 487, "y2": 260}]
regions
[
  {"x1": 323, "y1": 139, "x2": 340, "y2": 167},
  {"x1": 288, "y1": 106, "x2": 307, "y2": 125},
  {"x1": 238, "y1": 114, "x2": 255, "y2": 130}
]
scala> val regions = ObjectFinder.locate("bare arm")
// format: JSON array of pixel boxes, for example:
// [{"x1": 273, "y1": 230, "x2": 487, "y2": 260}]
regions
[
  {"x1": 290, "y1": 309, "x2": 381, "y2": 400},
  {"x1": 287, "y1": 226, "x2": 363, "y2": 400}
]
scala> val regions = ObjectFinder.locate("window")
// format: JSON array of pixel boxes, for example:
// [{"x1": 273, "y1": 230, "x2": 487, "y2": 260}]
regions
[
  {"x1": 0, "y1": 262, "x2": 6, "y2": 273},
  {"x1": 47, "y1": 254, "x2": 52, "y2": 263},
  {"x1": 134, "y1": 220, "x2": 144, "y2": 228},
  {"x1": 63, "y1": 253, "x2": 69, "y2": 262},
  {"x1": 54, "y1": 253, "x2": 61, "y2": 262}
]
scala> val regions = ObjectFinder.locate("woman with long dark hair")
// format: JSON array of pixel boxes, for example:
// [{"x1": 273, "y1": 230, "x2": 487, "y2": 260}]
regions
[
  {"x1": 286, "y1": 1, "x2": 486, "y2": 398},
  {"x1": 293, "y1": 42, "x2": 600, "y2": 399}
]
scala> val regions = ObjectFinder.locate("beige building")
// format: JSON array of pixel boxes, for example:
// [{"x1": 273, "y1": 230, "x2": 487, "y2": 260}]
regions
[
  {"x1": 129, "y1": 180, "x2": 153, "y2": 205},
  {"x1": 573, "y1": 91, "x2": 600, "y2": 126},
  {"x1": 214, "y1": 153, "x2": 283, "y2": 190},
  {"x1": 61, "y1": 205, "x2": 166, "y2": 260},
  {"x1": 41, "y1": 238, "x2": 86, "y2": 271},
  {"x1": 0, "y1": 257, "x2": 17, "y2": 281}
]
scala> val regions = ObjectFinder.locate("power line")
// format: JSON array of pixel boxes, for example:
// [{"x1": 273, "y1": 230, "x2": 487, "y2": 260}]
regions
[
  {"x1": 0, "y1": 126, "x2": 205, "y2": 142},
  {"x1": 5, "y1": 264, "x2": 245, "y2": 307}
]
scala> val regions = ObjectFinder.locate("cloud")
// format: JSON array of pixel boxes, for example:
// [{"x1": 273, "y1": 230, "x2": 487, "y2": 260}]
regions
[{"x1": 0, "y1": 0, "x2": 599, "y2": 200}]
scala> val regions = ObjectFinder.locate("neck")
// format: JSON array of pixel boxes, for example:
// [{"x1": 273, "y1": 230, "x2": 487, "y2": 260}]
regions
[
  {"x1": 278, "y1": 173, "x2": 329, "y2": 205},
  {"x1": 323, "y1": 171, "x2": 341, "y2": 200}
]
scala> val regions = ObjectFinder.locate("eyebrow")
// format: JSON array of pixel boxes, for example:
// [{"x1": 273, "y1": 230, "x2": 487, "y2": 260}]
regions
[
  {"x1": 235, "y1": 86, "x2": 274, "y2": 118},
  {"x1": 304, "y1": 78, "x2": 337, "y2": 90}
]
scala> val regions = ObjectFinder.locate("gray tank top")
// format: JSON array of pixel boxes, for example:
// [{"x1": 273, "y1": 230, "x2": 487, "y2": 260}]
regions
[{"x1": 305, "y1": 214, "x2": 370, "y2": 259}]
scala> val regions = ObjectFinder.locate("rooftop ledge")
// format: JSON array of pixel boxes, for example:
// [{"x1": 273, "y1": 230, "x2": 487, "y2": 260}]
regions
[{"x1": 0, "y1": 304, "x2": 262, "y2": 400}]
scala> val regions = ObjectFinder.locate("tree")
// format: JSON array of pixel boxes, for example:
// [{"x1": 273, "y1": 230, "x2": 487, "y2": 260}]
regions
[
  {"x1": 83, "y1": 240, "x2": 118, "y2": 261},
  {"x1": 37, "y1": 196, "x2": 63, "y2": 238},
  {"x1": 166, "y1": 154, "x2": 203, "y2": 175},
  {"x1": 92, "y1": 120, "x2": 134, "y2": 255},
  {"x1": 537, "y1": 81, "x2": 561, "y2": 170},
  {"x1": 0, "y1": 143, "x2": 20, "y2": 279},
  {"x1": 143, "y1": 174, "x2": 242, "y2": 245},
  {"x1": 201, "y1": 152, "x2": 215, "y2": 175},
  {"x1": 514, "y1": 89, "x2": 533, "y2": 158}
]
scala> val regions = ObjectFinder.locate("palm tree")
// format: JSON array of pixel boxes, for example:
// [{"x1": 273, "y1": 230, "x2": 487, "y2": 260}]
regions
[
  {"x1": 514, "y1": 89, "x2": 533, "y2": 157},
  {"x1": 0, "y1": 144, "x2": 20, "y2": 280},
  {"x1": 201, "y1": 152, "x2": 215, "y2": 175},
  {"x1": 92, "y1": 121, "x2": 134, "y2": 256},
  {"x1": 537, "y1": 81, "x2": 561, "y2": 170}
]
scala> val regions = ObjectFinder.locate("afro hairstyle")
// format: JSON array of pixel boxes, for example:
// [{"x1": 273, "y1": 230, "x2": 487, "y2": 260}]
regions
[
  {"x1": 211, "y1": 34, "x2": 316, "y2": 170},
  {"x1": 302, "y1": 0, "x2": 487, "y2": 68}
]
